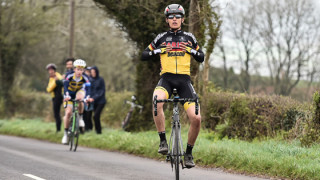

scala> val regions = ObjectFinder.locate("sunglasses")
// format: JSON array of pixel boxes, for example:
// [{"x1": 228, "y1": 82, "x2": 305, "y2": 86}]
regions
[{"x1": 167, "y1": 14, "x2": 182, "y2": 19}]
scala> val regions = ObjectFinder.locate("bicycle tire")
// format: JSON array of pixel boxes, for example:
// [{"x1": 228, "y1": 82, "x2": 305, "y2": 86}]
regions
[
  {"x1": 74, "y1": 132, "x2": 79, "y2": 152},
  {"x1": 174, "y1": 123, "x2": 180, "y2": 180},
  {"x1": 122, "y1": 111, "x2": 132, "y2": 129},
  {"x1": 69, "y1": 132, "x2": 74, "y2": 151},
  {"x1": 74, "y1": 115, "x2": 79, "y2": 152},
  {"x1": 69, "y1": 114, "x2": 76, "y2": 151}
]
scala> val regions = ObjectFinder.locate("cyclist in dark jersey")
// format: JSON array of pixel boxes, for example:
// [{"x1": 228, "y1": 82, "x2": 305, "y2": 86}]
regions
[
  {"x1": 141, "y1": 4, "x2": 204, "y2": 168},
  {"x1": 62, "y1": 59, "x2": 91, "y2": 144}
]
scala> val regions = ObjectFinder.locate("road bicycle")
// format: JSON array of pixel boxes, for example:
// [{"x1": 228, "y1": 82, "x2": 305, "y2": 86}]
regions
[
  {"x1": 68, "y1": 99, "x2": 84, "y2": 152},
  {"x1": 122, "y1": 96, "x2": 143, "y2": 130},
  {"x1": 153, "y1": 88, "x2": 199, "y2": 180}
]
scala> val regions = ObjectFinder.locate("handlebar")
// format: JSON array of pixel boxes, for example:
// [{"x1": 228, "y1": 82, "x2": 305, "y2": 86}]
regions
[
  {"x1": 153, "y1": 95, "x2": 199, "y2": 116},
  {"x1": 64, "y1": 99, "x2": 87, "y2": 108}
]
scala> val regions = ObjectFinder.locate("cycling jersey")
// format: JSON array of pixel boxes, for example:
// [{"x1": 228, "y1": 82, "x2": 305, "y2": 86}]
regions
[
  {"x1": 141, "y1": 30, "x2": 204, "y2": 75},
  {"x1": 64, "y1": 73, "x2": 91, "y2": 98}
]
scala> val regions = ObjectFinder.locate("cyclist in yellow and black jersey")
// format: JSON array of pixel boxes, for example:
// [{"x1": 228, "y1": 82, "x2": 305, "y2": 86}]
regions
[
  {"x1": 141, "y1": 4, "x2": 204, "y2": 168},
  {"x1": 141, "y1": 28, "x2": 204, "y2": 75}
]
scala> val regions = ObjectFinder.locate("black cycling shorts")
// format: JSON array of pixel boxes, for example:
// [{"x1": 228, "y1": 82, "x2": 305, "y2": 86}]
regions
[{"x1": 154, "y1": 73, "x2": 198, "y2": 110}]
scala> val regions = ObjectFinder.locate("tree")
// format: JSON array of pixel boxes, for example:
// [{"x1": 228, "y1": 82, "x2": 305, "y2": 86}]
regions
[
  {"x1": 0, "y1": 0, "x2": 54, "y2": 114},
  {"x1": 93, "y1": 0, "x2": 192, "y2": 131},
  {"x1": 93, "y1": 0, "x2": 221, "y2": 130},
  {"x1": 257, "y1": 0, "x2": 320, "y2": 95},
  {"x1": 223, "y1": 0, "x2": 261, "y2": 93}
]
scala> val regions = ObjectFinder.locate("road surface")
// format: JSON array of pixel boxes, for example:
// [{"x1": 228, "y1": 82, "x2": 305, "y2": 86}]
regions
[{"x1": 0, "y1": 135, "x2": 267, "y2": 180}]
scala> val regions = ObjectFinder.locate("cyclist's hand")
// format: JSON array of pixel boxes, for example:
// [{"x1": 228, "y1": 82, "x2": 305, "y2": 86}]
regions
[
  {"x1": 179, "y1": 42, "x2": 187, "y2": 52},
  {"x1": 153, "y1": 42, "x2": 169, "y2": 54},
  {"x1": 64, "y1": 96, "x2": 70, "y2": 102},
  {"x1": 165, "y1": 43, "x2": 172, "y2": 52},
  {"x1": 182, "y1": 41, "x2": 198, "y2": 55},
  {"x1": 88, "y1": 98, "x2": 94, "y2": 103}
]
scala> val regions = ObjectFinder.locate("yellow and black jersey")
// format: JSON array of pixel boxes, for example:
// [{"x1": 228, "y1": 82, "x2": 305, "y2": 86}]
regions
[
  {"x1": 141, "y1": 30, "x2": 204, "y2": 76},
  {"x1": 63, "y1": 73, "x2": 91, "y2": 97}
]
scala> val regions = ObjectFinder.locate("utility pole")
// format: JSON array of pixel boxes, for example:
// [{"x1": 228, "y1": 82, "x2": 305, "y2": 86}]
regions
[{"x1": 69, "y1": 0, "x2": 75, "y2": 58}]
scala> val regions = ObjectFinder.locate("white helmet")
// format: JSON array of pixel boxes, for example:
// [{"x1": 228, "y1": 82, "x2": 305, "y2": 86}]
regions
[{"x1": 73, "y1": 59, "x2": 86, "y2": 68}]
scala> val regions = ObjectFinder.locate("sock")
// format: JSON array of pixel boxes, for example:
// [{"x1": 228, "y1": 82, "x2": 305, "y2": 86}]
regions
[
  {"x1": 186, "y1": 144, "x2": 193, "y2": 154},
  {"x1": 158, "y1": 131, "x2": 166, "y2": 142},
  {"x1": 79, "y1": 113, "x2": 83, "y2": 119},
  {"x1": 64, "y1": 128, "x2": 68, "y2": 134}
]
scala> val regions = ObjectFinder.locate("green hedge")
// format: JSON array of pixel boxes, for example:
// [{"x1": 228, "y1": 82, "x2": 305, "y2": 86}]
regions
[
  {"x1": 204, "y1": 91, "x2": 311, "y2": 140},
  {"x1": 7, "y1": 89, "x2": 134, "y2": 128}
]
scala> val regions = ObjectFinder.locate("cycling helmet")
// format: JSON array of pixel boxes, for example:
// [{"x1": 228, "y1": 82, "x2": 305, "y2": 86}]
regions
[
  {"x1": 164, "y1": 4, "x2": 185, "y2": 17},
  {"x1": 73, "y1": 59, "x2": 86, "y2": 68},
  {"x1": 46, "y1": 63, "x2": 57, "y2": 71},
  {"x1": 131, "y1": 95, "x2": 137, "y2": 101}
]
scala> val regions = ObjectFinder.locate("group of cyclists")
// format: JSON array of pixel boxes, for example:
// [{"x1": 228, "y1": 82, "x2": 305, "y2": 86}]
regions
[{"x1": 46, "y1": 4, "x2": 204, "y2": 169}]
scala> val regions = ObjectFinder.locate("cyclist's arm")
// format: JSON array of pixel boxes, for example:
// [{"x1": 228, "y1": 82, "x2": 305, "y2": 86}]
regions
[
  {"x1": 141, "y1": 44, "x2": 166, "y2": 61},
  {"x1": 141, "y1": 33, "x2": 166, "y2": 61},
  {"x1": 185, "y1": 33, "x2": 205, "y2": 63},
  {"x1": 189, "y1": 47, "x2": 204, "y2": 63}
]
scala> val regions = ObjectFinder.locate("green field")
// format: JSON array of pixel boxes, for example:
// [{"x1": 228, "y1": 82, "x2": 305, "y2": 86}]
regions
[{"x1": 1, "y1": 119, "x2": 320, "y2": 179}]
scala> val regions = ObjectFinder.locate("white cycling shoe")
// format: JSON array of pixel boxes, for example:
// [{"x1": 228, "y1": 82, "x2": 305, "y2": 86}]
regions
[
  {"x1": 61, "y1": 133, "x2": 69, "y2": 145},
  {"x1": 79, "y1": 118, "x2": 85, "y2": 134},
  {"x1": 79, "y1": 119, "x2": 85, "y2": 128}
]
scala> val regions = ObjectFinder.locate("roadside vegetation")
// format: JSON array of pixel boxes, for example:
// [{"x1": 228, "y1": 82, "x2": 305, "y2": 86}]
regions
[{"x1": 1, "y1": 119, "x2": 320, "y2": 180}]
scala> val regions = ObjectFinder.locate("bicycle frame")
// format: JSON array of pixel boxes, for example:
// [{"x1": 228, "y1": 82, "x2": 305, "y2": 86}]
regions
[{"x1": 68, "y1": 99, "x2": 83, "y2": 152}]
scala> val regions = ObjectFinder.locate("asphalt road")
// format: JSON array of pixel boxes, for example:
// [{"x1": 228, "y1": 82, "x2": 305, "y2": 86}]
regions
[{"x1": 0, "y1": 135, "x2": 267, "y2": 180}]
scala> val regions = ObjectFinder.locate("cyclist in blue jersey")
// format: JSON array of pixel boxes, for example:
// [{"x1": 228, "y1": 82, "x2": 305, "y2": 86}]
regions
[{"x1": 62, "y1": 59, "x2": 92, "y2": 144}]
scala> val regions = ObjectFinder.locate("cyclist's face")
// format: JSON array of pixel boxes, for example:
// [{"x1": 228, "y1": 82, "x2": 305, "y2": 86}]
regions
[
  {"x1": 166, "y1": 14, "x2": 184, "y2": 30},
  {"x1": 74, "y1": 67, "x2": 84, "y2": 78}
]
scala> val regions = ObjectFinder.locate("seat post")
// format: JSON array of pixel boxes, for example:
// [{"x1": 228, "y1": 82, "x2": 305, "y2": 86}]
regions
[{"x1": 173, "y1": 88, "x2": 178, "y2": 97}]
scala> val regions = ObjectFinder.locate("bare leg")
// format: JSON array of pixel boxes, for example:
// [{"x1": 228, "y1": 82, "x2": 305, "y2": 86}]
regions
[
  {"x1": 76, "y1": 92, "x2": 85, "y2": 113},
  {"x1": 186, "y1": 105, "x2": 201, "y2": 146},
  {"x1": 152, "y1": 90, "x2": 167, "y2": 132},
  {"x1": 64, "y1": 106, "x2": 72, "y2": 129}
]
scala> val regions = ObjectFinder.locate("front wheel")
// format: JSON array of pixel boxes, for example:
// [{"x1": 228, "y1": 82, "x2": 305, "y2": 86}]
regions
[
  {"x1": 74, "y1": 131, "x2": 79, "y2": 152},
  {"x1": 69, "y1": 132, "x2": 74, "y2": 151},
  {"x1": 174, "y1": 124, "x2": 180, "y2": 180}
]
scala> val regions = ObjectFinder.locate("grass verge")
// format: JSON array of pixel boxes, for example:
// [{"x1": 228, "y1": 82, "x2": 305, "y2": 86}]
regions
[{"x1": 1, "y1": 119, "x2": 320, "y2": 179}]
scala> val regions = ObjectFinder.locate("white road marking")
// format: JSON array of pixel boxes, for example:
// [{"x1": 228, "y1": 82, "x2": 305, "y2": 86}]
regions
[{"x1": 23, "y1": 174, "x2": 46, "y2": 180}]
